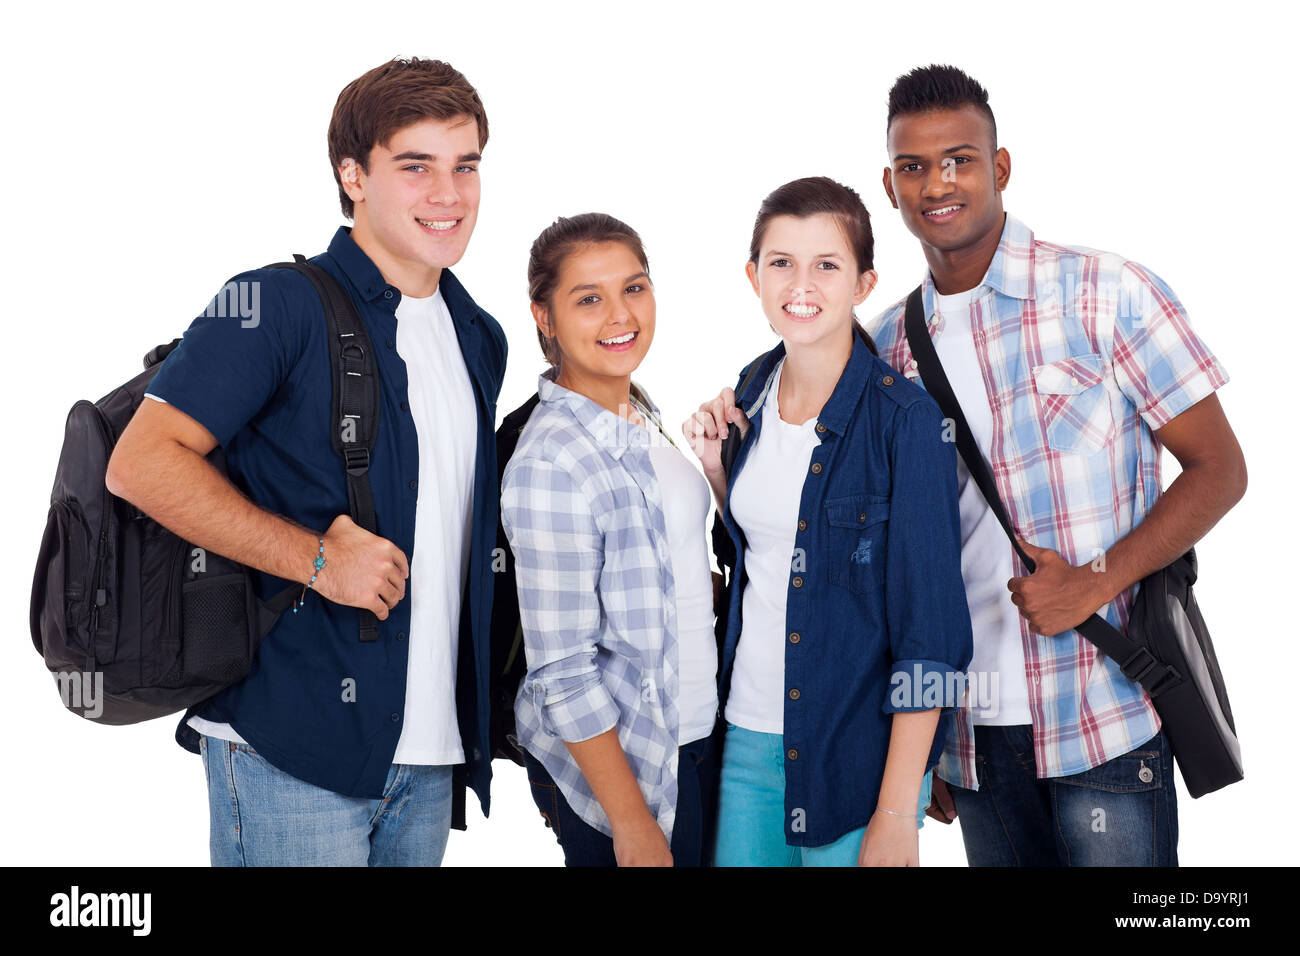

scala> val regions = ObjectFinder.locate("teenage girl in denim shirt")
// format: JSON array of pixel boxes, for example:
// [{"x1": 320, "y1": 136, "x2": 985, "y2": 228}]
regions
[
  {"x1": 502, "y1": 213, "x2": 723, "y2": 867},
  {"x1": 684, "y1": 178, "x2": 973, "y2": 866}
]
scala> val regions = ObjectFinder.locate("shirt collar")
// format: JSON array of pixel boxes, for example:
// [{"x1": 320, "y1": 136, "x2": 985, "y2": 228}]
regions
[
  {"x1": 738, "y1": 333, "x2": 874, "y2": 438},
  {"x1": 536, "y1": 367, "x2": 663, "y2": 460},
  {"x1": 325, "y1": 226, "x2": 483, "y2": 325},
  {"x1": 921, "y1": 212, "x2": 1035, "y2": 317}
]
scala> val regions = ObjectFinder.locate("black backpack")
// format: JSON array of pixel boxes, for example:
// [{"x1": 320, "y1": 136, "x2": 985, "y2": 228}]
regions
[
  {"x1": 488, "y1": 393, "x2": 541, "y2": 765},
  {"x1": 31, "y1": 256, "x2": 380, "y2": 724}
]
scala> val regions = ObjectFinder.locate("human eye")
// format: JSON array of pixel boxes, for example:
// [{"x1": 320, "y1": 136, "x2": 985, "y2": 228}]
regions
[
  {"x1": 898, "y1": 161, "x2": 921, "y2": 173},
  {"x1": 817, "y1": 260, "x2": 839, "y2": 271},
  {"x1": 625, "y1": 283, "x2": 645, "y2": 294},
  {"x1": 577, "y1": 294, "x2": 600, "y2": 306},
  {"x1": 455, "y1": 164, "x2": 479, "y2": 174},
  {"x1": 768, "y1": 258, "x2": 791, "y2": 269}
]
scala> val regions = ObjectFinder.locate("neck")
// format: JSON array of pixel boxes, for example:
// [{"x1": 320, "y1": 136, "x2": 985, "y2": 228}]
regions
[
  {"x1": 348, "y1": 221, "x2": 442, "y2": 298},
  {"x1": 779, "y1": 325, "x2": 854, "y2": 420},
  {"x1": 923, "y1": 211, "x2": 1005, "y2": 295},
  {"x1": 554, "y1": 365, "x2": 637, "y2": 420}
]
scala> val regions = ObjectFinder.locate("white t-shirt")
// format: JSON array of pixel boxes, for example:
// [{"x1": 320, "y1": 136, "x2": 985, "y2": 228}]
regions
[
  {"x1": 725, "y1": 360, "x2": 821, "y2": 734},
  {"x1": 932, "y1": 287, "x2": 1031, "y2": 725},
  {"x1": 182, "y1": 286, "x2": 479, "y2": 763},
  {"x1": 644, "y1": 433, "x2": 719, "y2": 746}
]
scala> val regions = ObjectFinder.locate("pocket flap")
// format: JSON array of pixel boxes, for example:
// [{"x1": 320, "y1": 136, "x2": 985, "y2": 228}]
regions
[
  {"x1": 826, "y1": 494, "x2": 890, "y2": 528},
  {"x1": 1032, "y1": 353, "x2": 1105, "y2": 395}
]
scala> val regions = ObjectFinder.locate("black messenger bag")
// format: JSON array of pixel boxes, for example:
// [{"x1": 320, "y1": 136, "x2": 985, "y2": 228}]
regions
[{"x1": 902, "y1": 286, "x2": 1241, "y2": 798}]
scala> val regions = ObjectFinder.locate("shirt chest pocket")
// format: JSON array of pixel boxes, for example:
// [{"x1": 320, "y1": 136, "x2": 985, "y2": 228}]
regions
[
  {"x1": 825, "y1": 494, "x2": 890, "y2": 596},
  {"x1": 1031, "y1": 353, "x2": 1116, "y2": 456}
]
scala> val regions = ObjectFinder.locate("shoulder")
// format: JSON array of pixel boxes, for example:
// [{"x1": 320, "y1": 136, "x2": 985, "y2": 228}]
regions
[
  {"x1": 504, "y1": 403, "x2": 605, "y2": 491},
  {"x1": 866, "y1": 293, "x2": 914, "y2": 371},
  {"x1": 863, "y1": 351, "x2": 932, "y2": 413}
]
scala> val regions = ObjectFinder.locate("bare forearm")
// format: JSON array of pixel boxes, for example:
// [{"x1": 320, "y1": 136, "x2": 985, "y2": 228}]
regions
[
  {"x1": 876, "y1": 709, "x2": 941, "y2": 815},
  {"x1": 564, "y1": 728, "x2": 656, "y2": 829},
  {"x1": 108, "y1": 439, "x2": 319, "y2": 585}
]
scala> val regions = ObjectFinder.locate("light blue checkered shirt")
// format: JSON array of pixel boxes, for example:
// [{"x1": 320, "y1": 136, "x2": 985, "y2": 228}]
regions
[{"x1": 501, "y1": 369, "x2": 684, "y2": 840}]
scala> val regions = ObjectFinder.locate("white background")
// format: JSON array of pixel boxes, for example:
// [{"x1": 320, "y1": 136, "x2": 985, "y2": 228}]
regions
[{"x1": 2, "y1": 0, "x2": 1293, "y2": 866}]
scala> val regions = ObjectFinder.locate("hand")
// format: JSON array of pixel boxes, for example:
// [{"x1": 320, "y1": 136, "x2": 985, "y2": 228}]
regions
[
  {"x1": 925, "y1": 775, "x2": 957, "y2": 824},
  {"x1": 611, "y1": 813, "x2": 673, "y2": 867},
  {"x1": 313, "y1": 514, "x2": 410, "y2": 621},
  {"x1": 682, "y1": 387, "x2": 749, "y2": 478},
  {"x1": 1007, "y1": 538, "x2": 1108, "y2": 636},
  {"x1": 858, "y1": 809, "x2": 919, "y2": 866}
]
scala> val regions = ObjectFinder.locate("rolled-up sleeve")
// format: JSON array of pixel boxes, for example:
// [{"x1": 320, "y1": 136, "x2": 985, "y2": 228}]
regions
[
  {"x1": 501, "y1": 454, "x2": 619, "y2": 742},
  {"x1": 882, "y1": 400, "x2": 975, "y2": 714}
]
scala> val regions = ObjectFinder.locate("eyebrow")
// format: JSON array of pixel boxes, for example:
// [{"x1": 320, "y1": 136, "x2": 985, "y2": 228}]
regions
[
  {"x1": 767, "y1": 251, "x2": 844, "y2": 259},
  {"x1": 568, "y1": 272, "x2": 649, "y2": 295},
  {"x1": 892, "y1": 144, "x2": 982, "y2": 162},
  {"x1": 390, "y1": 151, "x2": 482, "y2": 163}
]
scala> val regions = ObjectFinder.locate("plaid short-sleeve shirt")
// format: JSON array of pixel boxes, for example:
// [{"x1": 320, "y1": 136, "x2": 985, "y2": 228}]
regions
[
  {"x1": 501, "y1": 370, "x2": 683, "y2": 840},
  {"x1": 869, "y1": 214, "x2": 1229, "y2": 788}
]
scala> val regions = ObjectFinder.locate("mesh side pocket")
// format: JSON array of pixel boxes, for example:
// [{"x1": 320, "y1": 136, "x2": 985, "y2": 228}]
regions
[{"x1": 181, "y1": 574, "x2": 254, "y2": 685}]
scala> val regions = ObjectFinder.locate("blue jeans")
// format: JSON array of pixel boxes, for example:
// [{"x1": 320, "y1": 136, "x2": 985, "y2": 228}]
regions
[
  {"x1": 947, "y1": 724, "x2": 1179, "y2": 866},
  {"x1": 199, "y1": 734, "x2": 454, "y2": 866},
  {"x1": 712, "y1": 723, "x2": 932, "y2": 867},
  {"x1": 523, "y1": 730, "x2": 720, "y2": 867}
]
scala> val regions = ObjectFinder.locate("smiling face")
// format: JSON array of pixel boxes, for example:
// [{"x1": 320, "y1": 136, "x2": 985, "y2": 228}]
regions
[
  {"x1": 883, "y1": 105, "x2": 1010, "y2": 261},
  {"x1": 341, "y1": 115, "x2": 482, "y2": 297},
  {"x1": 535, "y1": 241, "x2": 655, "y2": 398},
  {"x1": 745, "y1": 213, "x2": 876, "y2": 351}
]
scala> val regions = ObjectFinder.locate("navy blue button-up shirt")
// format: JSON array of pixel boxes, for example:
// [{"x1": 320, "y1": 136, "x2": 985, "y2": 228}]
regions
[
  {"x1": 148, "y1": 227, "x2": 506, "y2": 812},
  {"x1": 717, "y1": 334, "x2": 973, "y2": 847}
]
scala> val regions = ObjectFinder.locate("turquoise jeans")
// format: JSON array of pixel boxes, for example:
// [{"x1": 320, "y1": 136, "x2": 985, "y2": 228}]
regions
[{"x1": 712, "y1": 723, "x2": 931, "y2": 866}]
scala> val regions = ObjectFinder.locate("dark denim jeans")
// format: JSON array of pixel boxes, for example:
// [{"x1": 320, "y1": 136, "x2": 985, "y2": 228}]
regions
[
  {"x1": 523, "y1": 728, "x2": 721, "y2": 867},
  {"x1": 948, "y1": 724, "x2": 1179, "y2": 866}
]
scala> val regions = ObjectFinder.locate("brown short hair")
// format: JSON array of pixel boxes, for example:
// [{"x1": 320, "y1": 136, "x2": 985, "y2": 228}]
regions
[
  {"x1": 327, "y1": 57, "x2": 489, "y2": 219},
  {"x1": 527, "y1": 213, "x2": 649, "y2": 367}
]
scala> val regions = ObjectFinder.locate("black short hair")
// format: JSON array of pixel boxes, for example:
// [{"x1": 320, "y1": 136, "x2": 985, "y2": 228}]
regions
[{"x1": 887, "y1": 64, "x2": 996, "y2": 146}]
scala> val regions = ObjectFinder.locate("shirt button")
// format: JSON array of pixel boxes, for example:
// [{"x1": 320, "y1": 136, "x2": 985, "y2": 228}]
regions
[
  {"x1": 786, "y1": 748, "x2": 799, "y2": 761},
  {"x1": 1071, "y1": 377, "x2": 1080, "y2": 387},
  {"x1": 858, "y1": 512, "x2": 866, "y2": 523},
  {"x1": 396, "y1": 631, "x2": 406, "y2": 641},
  {"x1": 384, "y1": 290, "x2": 394, "y2": 299},
  {"x1": 390, "y1": 713, "x2": 400, "y2": 722},
  {"x1": 409, "y1": 480, "x2": 418, "y2": 490},
  {"x1": 792, "y1": 576, "x2": 803, "y2": 588},
  {"x1": 386, "y1": 338, "x2": 395, "y2": 349},
  {"x1": 815, "y1": 423, "x2": 827, "y2": 434},
  {"x1": 789, "y1": 632, "x2": 801, "y2": 644},
  {"x1": 797, "y1": 519, "x2": 807, "y2": 532},
  {"x1": 400, "y1": 400, "x2": 410, "y2": 411},
  {"x1": 882, "y1": 375, "x2": 895, "y2": 386},
  {"x1": 788, "y1": 688, "x2": 801, "y2": 700},
  {"x1": 810, "y1": 462, "x2": 822, "y2": 475}
]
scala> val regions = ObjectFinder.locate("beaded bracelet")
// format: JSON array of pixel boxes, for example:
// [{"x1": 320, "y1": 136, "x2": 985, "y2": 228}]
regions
[{"x1": 294, "y1": 538, "x2": 326, "y2": 614}]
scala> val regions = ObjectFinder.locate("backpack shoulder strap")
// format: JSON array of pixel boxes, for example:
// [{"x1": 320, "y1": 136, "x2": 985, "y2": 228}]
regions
[{"x1": 266, "y1": 255, "x2": 382, "y2": 643}]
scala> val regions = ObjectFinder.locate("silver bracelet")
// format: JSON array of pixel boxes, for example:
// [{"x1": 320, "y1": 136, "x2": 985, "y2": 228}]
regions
[{"x1": 875, "y1": 806, "x2": 907, "y2": 817}]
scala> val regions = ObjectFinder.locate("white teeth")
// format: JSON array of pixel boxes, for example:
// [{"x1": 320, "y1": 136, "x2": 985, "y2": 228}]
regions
[
  {"x1": 926, "y1": 205, "x2": 961, "y2": 216},
  {"x1": 784, "y1": 303, "x2": 820, "y2": 317},
  {"x1": 599, "y1": 331, "x2": 636, "y2": 345},
  {"x1": 417, "y1": 218, "x2": 458, "y2": 231}
]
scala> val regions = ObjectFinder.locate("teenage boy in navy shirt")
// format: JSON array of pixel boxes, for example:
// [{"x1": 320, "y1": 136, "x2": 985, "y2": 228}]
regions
[{"x1": 107, "y1": 57, "x2": 507, "y2": 866}]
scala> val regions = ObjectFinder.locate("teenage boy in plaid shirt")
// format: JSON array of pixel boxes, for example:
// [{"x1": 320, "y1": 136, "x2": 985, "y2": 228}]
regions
[{"x1": 869, "y1": 65, "x2": 1246, "y2": 866}]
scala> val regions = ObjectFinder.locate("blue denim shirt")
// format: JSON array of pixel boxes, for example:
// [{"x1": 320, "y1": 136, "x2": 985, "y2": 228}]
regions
[
  {"x1": 149, "y1": 227, "x2": 507, "y2": 815},
  {"x1": 718, "y1": 334, "x2": 973, "y2": 847}
]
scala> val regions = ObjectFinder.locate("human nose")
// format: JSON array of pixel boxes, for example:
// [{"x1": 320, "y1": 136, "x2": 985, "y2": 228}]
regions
[
  {"x1": 426, "y1": 168, "x2": 459, "y2": 206},
  {"x1": 922, "y1": 163, "x2": 955, "y2": 201}
]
